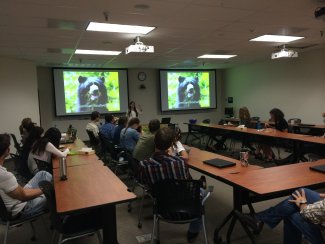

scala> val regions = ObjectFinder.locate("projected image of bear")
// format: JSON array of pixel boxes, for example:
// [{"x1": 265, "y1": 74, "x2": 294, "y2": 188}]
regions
[
  {"x1": 177, "y1": 76, "x2": 201, "y2": 108},
  {"x1": 77, "y1": 76, "x2": 109, "y2": 112}
]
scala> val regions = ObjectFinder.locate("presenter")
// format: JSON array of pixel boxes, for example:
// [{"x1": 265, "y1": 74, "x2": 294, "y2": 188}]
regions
[{"x1": 126, "y1": 101, "x2": 142, "y2": 119}]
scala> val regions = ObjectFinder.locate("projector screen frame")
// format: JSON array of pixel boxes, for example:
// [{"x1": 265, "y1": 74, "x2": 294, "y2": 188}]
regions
[
  {"x1": 52, "y1": 67, "x2": 129, "y2": 117},
  {"x1": 159, "y1": 69, "x2": 217, "y2": 113}
]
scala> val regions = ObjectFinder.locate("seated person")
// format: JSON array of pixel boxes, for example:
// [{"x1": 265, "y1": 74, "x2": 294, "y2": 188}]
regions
[
  {"x1": 140, "y1": 127, "x2": 202, "y2": 242},
  {"x1": 28, "y1": 127, "x2": 69, "y2": 174},
  {"x1": 133, "y1": 119, "x2": 160, "y2": 161},
  {"x1": 238, "y1": 188, "x2": 324, "y2": 244},
  {"x1": 255, "y1": 108, "x2": 289, "y2": 161},
  {"x1": 86, "y1": 111, "x2": 101, "y2": 139},
  {"x1": 0, "y1": 134, "x2": 52, "y2": 218},
  {"x1": 169, "y1": 127, "x2": 189, "y2": 162},
  {"x1": 100, "y1": 114, "x2": 116, "y2": 141},
  {"x1": 19, "y1": 118, "x2": 36, "y2": 144},
  {"x1": 20, "y1": 126, "x2": 44, "y2": 179},
  {"x1": 112, "y1": 116, "x2": 128, "y2": 145},
  {"x1": 120, "y1": 118, "x2": 140, "y2": 153}
]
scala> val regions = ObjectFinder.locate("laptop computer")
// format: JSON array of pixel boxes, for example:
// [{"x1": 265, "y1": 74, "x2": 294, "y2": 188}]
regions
[
  {"x1": 161, "y1": 117, "x2": 171, "y2": 124},
  {"x1": 203, "y1": 158, "x2": 236, "y2": 168},
  {"x1": 310, "y1": 164, "x2": 325, "y2": 174}
]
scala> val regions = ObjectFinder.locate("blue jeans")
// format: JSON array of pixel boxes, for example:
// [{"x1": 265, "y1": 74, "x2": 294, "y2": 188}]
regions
[
  {"x1": 21, "y1": 171, "x2": 52, "y2": 217},
  {"x1": 256, "y1": 188, "x2": 324, "y2": 244}
]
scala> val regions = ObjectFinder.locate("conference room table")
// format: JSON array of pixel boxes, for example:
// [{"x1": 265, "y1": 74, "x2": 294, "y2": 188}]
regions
[
  {"x1": 54, "y1": 139, "x2": 136, "y2": 244},
  {"x1": 185, "y1": 123, "x2": 325, "y2": 162},
  {"x1": 188, "y1": 147, "x2": 325, "y2": 243}
]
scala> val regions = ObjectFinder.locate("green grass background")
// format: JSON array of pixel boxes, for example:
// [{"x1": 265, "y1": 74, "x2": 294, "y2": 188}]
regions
[
  {"x1": 63, "y1": 71, "x2": 120, "y2": 113},
  {"x1": 167, "y1": 72, "x2": 210, "y2": 109}
]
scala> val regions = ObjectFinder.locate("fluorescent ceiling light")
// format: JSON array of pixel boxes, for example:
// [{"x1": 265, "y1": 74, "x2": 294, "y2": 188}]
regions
[
  {"x1": 87, "y1": 22, "x2": 155, "y2": 34},
  {"x1": 250, "y1": 35, "x2": 304, "y2": 43},
  {"x1": 197, "y1": 54, "x2": 237, "y2": 59},
  {"x1": 75, "y1": 49, "x2": 121, "y2": 55}
]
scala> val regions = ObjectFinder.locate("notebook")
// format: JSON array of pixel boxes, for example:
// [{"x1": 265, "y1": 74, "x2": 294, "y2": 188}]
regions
[
  {"x1": 310, "y1": 164, "x2": 325, "y2": 174},
  {"x1": 203, "y1": 158, "x2": 236, "y2": 168}
]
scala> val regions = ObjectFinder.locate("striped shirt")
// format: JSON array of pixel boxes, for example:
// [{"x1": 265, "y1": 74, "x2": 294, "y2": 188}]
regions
[
  {"x1": 139, "y1": 152, "x2": 190, "y2": 185},
  {"x1": 301, "y1": 199, "x2": 325, "y2": 230}
]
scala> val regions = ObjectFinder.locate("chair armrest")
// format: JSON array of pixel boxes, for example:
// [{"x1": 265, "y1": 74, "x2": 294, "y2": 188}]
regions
[{"x1": 201, "y1": 185, "x2": 214, "y2": 206}]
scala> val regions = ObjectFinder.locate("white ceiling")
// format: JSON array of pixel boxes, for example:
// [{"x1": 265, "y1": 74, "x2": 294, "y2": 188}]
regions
[{"x1": 1, "y1": 0, "x2": 325, "y2": 68}]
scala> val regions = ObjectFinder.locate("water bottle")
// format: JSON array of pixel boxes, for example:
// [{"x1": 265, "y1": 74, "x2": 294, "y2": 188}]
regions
[
  {"x1": 256, "y1": 121, "x2": 262, "y2": 130},
  {"x1": 59, "y1": 157, "x2": 68, "y2": 180},
  {"x1": 240, "y1": 149, "x2": 249, "y2": 167}
]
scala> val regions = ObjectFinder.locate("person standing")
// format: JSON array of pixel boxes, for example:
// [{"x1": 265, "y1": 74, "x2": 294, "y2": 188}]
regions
[{"x1": 126, "y1": 101, "x2": 142, "y2": 119}]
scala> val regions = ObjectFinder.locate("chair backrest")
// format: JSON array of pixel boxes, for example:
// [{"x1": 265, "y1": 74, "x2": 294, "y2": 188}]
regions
[
  {"x1": 0, "y1": 196, "x2": 11, "y2": 221},
  {"x1": 202, "y1": 119, "x2": 210, "y2": 124},
  {"x1": 34, "y1": 158, "x2": 53, "y2": 175},
  {"x1": 288, "y1": 118, "x2": 302, "y2": 125},
  {"x1": 10, "y1": 153, "x2": 33, "y2": 180},
  {"x1": 152, "y1": 180, "x2": 202, "y2": 220},
  {"x1": 251, "y1": 117, "x2": 260, "y2": 121},
  {"x1": 86, "y1": 130, "x2": 99, "y2": 146},
  {"x1": 161, "y1": 117, "x2": 171, "y2": 124},
  {"x1": 10, "y1": 134, "x2": 22, "y2": 155},
  {"x1": 98, "y1": 132, "x2": 110, "y2": 154}
]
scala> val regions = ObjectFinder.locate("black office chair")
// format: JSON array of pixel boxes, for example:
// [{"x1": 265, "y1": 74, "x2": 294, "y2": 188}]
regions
[
  {"x1": 39, "y1": 181, "x2": 103, "y2": 244},
  {"x1": 0, "y1": 195, "x2": 46, "y2": 244},
  {"x1": 288, "y1": 118, "x2": 302, "y2": 133},
  {"x1": 98, "y1": 132, "x2": 111, "y2": 164},
  {"x1": 106, "y1": 140, "x2": 128, "y2": 174},
  {"x1": 34, "y1": 158, "x2": 53, "y2": 175},
  {"x1": 151, "y1": 180, "x2": 211, "y2": 244},
  {"x1": 10, "y1": 133, "x2": 23, "y2": 156},
  {"x1": 10, "y1": 153, "x2": 32, "y2": 184},
  {"x1": 86, "y1": 130, "x2": 101, "y2": 156}
]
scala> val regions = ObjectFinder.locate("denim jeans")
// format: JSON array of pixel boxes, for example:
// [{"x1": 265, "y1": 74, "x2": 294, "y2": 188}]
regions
[
  {"x1": 21, "y1": 171, "x2": 52, "y2": 217},
  {"x1": 256, "y1": 188, "x2": 324, "y2": 244}
]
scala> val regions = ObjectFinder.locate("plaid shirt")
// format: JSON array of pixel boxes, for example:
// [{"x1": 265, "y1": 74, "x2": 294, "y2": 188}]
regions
[
  {"x1": 139, "y1": 151, "x2": 190, "y2": 185},
  {"x1": 300, "y1": 199, "x2": 325, "y2": 230}
]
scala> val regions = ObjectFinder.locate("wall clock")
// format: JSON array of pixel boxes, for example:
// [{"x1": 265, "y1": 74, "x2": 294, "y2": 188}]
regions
[{"x1": 138, "y1": 72, "x2": 147, "y2": 81}]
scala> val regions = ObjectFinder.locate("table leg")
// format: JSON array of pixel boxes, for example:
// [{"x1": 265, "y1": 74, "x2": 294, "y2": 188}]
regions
[
  {"x1": 103, "y1": 205, "x2": 118, "y2": 244},
  {"x1": 185, "y1": 124, "x2": 191, "y2": 144}
]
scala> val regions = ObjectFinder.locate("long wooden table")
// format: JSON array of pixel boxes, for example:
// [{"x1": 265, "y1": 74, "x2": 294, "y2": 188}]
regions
[
  {"x1": 53, "y1": 140, "x2": 136, "y2": 244},
  {"x1": 186, "y1": 123, "x2": 325, "y2": 162},
  {"x1": 188, "y1": 147, "x2": 325, "y2": 243}
]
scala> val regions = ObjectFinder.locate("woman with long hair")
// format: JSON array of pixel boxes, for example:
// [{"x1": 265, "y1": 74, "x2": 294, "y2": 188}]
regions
[
  {"x1": 120, "y1": 117, "x2": 141, "y2": 152},
  {"x1": 126, "y1": 101, "x2": 142, "y2": 119},
  {"x1": 169, "y1": 127, "x2": 189, "y2": 161},
  {"x1": 28, "y1": 127, "x2": 69, "y2": 174}
]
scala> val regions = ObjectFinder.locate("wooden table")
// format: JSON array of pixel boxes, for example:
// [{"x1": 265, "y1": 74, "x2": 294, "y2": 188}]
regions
[
  {"x1": 187, "y1": 148, "x2": 325, "y2": 243},
  {"x1": 186, "y1": 123, "x2": 325, "y2": 162},
  {"x1": 54, "y1": 140, "x2": 136, "y2": 244}
]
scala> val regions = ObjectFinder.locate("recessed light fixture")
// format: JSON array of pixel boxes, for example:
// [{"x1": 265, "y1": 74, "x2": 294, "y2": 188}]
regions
[
  {"x1": 197, "y1": 54, "x2": 237, "y2": 59},
  {"x1": 75, "y1": 49, "x2": 121, "y2": 55},
  {"x1": 86, "y1": 22, "x2": 155, "y2": 34},
  {"x1": 250, "y1": 35, "x2": 304, "y2": 43}
]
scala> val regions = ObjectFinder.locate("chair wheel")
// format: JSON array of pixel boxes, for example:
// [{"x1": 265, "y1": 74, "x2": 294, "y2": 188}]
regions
[{"x1": 138, "y1": 223, "x2": 142, "y2": 228}]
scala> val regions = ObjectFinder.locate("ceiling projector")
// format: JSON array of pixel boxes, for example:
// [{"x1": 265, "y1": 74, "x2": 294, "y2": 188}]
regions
[
  {"x1": 125, "y1": 36, "x2": 154, "y2": 54},
  {"x1": 315, "y1": 7, "x2": 325, "y2": 20},
  {"x1": 271, "y1": 47, "x2": 298, "y2": 59}
]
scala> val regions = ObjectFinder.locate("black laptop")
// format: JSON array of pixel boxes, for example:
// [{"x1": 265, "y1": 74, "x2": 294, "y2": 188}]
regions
[
  {"x1": 310, "y1": 164, "x2": 325, "y2": 174},
  {"x1": 161, "y1": 117, "x2": 171, "y2": 124},
  {"x1": 203, "y1": 158, "x2": 236, "y2": 168}
]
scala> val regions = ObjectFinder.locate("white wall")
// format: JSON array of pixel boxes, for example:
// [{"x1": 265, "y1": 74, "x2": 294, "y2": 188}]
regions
[
  {"x1": 223, "y1": 48, "x2": 325, "y2": 124},
  {"x1": 0, "y1": 57, "x2": 40, "y2": 151},
  {"x1": 37, "y1": 68, "x2": 223, "y2": 140}
]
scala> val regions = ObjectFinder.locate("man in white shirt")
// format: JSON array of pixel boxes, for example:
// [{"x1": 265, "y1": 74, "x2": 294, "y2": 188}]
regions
[
  {"x1": 0, "y1": 134, "x2": 52, "y2": 217},
  {"x1": 86, "y1": 111, "x2": 101, "y2": 138}
]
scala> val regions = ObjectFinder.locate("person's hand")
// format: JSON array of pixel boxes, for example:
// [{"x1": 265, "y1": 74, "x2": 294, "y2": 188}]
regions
[
  {"x1": 288, "y1": 189, "x2": 307, "y2": 207},
  {"x1": 320, "y1": 193, "x2": 325, "y2": 198}
]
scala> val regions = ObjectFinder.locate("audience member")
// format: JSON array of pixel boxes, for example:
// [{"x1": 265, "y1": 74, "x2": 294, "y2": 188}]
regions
[
  {"x1": 169, "y1": 127, "x2": 189, "y2": 161},
  {"x1": 133, "y1": 119, "x2": 160, "y2": 161},
  {"x1": 120, "y1": 118, "x2": 140, "y2": 153},
  {"x1": 86, "y1": 111, "x2": 101, "y2": 138},
  {"x1": 140, "y1": 127, "x2": 202, "y2": 242},
  {"x1": 112, "y1": 116, "x2": 128, "y2": 145},
  {"x1": 100, "y1": 114, "x2": 115, "y2": 140},
  {"x1": 28, "y1": 127, "x2": 69, "y2": 174},
  {"x1": 237, "y1": 188, "x2": 324, "y2": 244},
  {"x1": 0, "y1": 134, "x2": 52, "y2": 218},
  {"x1": 19, "y1": 118, "x2": 35, "y2": 144}
]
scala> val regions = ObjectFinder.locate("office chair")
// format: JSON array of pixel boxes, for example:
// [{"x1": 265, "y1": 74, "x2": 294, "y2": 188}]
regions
[
  {"x1": 39, "y1": 181, "x2": 103, "y2": 244},
  {"x1": 86, "y1": 130, "x2": 101, "y2": 156},
  {"x1": 34, "y1": 158, "x2": 53, "y2": 175},
  {"x1": 10, "y1": 134, "x2": 23, "y2": 156},
  {"x1": 98, "y1": 132, "x2": 111, "y2": 164},
  {"x1": 0, "y1": 195, "x2": 46, "y2": 244},
  {"x1": 150, "y1": 180, "x2": 211, "y2": 244},
  {"x1": 288, "y1": 118, "x2": 302, "y2": 133},
  {"x1": 106, "y1": 140, "x2": 128, "y2": 174},
  {"x1": 9, "y1": 153, "x2": 32, "y2": 184}
]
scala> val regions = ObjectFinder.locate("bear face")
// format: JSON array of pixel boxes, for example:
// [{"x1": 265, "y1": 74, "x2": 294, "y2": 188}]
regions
[
  {"x1": 177, "y1": 76, "x2": 201, "y2": 108},
  {"x1": 77, "y1": 76, "x2": 108, "y2": 112}
]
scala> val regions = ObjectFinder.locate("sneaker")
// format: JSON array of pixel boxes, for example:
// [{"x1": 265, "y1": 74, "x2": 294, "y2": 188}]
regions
[{"x1": 187, "y1": 231, "x2": 199, "y2": 243}]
